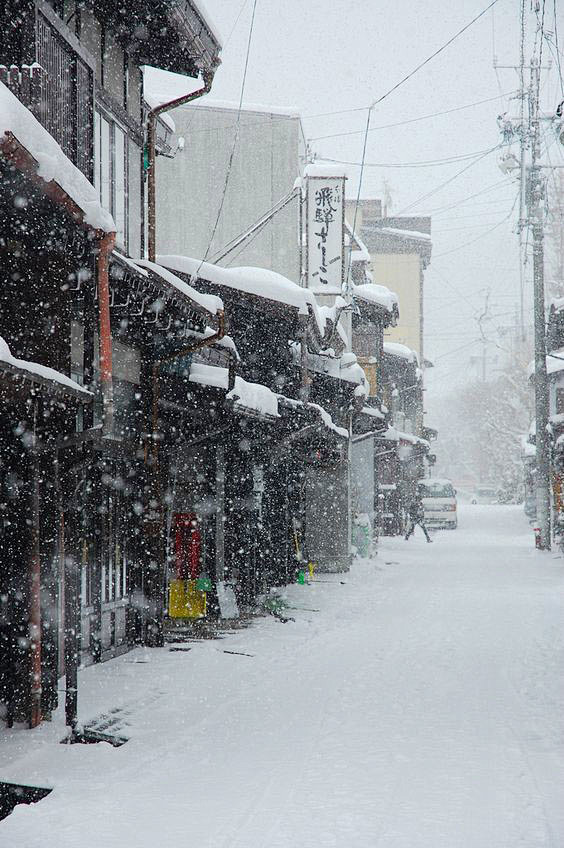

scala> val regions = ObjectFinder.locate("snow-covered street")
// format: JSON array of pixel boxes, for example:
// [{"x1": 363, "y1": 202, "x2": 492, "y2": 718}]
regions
[{"x1": 1, "y1": 505, "x2": 563, "y2": 847}]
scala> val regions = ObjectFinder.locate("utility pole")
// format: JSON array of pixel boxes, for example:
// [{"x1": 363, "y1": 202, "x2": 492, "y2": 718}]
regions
[{"x1": 530, "y1": 59, "x2": 551, "y2": 549}]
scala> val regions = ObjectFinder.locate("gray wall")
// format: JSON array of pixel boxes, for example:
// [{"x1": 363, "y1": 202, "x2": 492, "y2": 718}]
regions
[{"x1": 156, "y1": 103, "x2": 302, "y2": 282}]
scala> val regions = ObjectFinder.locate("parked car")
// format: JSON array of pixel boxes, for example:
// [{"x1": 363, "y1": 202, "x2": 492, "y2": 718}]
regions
[
  {"x1": 417, "y1": 479, "x2": 457, "y2": 529},
  {"x1": 470, "y1": 486, "x2": 499, "y2": 505}
]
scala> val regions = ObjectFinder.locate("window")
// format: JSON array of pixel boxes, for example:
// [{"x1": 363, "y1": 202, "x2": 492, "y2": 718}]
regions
[{"x1": 93, "y1": 110, "x2": 128, "y2": 249}]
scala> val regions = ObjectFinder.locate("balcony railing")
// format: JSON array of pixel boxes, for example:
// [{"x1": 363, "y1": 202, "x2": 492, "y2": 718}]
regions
[{"x1": 0, "y1": 7, "x2": 94, "y2": 182}]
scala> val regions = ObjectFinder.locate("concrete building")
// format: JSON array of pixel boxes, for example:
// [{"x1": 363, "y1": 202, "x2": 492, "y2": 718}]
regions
[{"x1": 154, "y1": 91, "x2": 304, "y2": 282}]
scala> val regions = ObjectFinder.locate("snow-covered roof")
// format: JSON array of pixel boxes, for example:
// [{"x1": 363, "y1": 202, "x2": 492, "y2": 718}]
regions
[
  {"x1": 353, "y1": 283, "x2": 399, "y2": 315},
  {"x1": 227, "y1": 376, "x2": 280, "y2": 419},
  {"x1": 308, "y1": 402, "x2": 349, "y2": 438},
  {"x1": 305, "y1": 349, "x2": 368, "y2": 395},
  {"x1": 136, "y1": 259, "x2": 223, "y2": 316},
  {"x1": 182, "y1": 96, "x2": 300, "y2": 117},
  {"x1": 0, "y1": 82, "x2": 115, "y2": 233},
  {"x1": 189, "y1": 0, "x2": 224, "y2": 45},
  {"x1": 360, "y1": 405, "x2": 385, "y2": 421},
  {"x1": 142, "y1": 66, "x2": 207, "y2": 132},
  {"x1": 304, "y1": 162, "x2": 348, "y2": 178},
  {"x1": 189, "y1": 362, "x2": 229, "y2": 390},
  {"x1": 344, "y1": 219, "x2": 370, "y2": 262},
  {"x1": 383, "y1": 342, "x2": 419, "y2": 364},
  {"x1": 377, "y1": 227, "x2": 431, "y2": 242},
  {"x1": 158, "y1": 256, "x2": 324, "y2": 332},
  {"x1": 384, "y1": 426, "x2": 429, "y2": 449},
  {"x1": 0, "y1": 336, "x2": 91, "y2": 396}
]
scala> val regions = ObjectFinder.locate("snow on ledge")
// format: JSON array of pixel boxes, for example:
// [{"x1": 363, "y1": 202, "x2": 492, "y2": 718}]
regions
[
  {"x1": 0, "y1": 336, "x2": 91, "y2": 396},
  {"x1": 0, "y1": 82, "x2": 115, "y2": 233}
]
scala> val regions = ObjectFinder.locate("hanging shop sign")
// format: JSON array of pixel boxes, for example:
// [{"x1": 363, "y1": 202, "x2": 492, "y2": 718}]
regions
[{"x1": 305, "y1": 173, "x2": 345, "y2": 293}]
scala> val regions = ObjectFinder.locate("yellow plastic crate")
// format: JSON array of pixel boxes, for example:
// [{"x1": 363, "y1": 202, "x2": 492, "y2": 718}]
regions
[{"x1": 168, "y1": 579, "x2": 207, "y2": 619}]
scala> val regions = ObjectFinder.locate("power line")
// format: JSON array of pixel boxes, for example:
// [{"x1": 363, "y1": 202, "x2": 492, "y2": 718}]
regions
[
  {"x1": 432, "y1": 190, "x2": 520, "y2": 258},
  {"x1": 396, "y1": 145, "x2": 501, "y2": 215},
  {"x1": 195, "y1": 0, "x2": 259, "y2": 277},
  {"x1": 345, "y1": 0, "x2": 502, "y2": 293},
  {"x1": 308, "y1": 91, "x2": 515, "y2": 142},
  {"x1": 316, "y1": 146, "x2": 497, "y2": 169}
]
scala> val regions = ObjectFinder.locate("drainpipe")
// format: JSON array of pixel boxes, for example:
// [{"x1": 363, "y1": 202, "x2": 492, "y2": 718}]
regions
[{"x1": 147, "y1": 69, "x2": 216, "y2": 262}]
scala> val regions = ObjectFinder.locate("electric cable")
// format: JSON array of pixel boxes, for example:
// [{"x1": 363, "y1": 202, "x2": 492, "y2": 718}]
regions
[
  {"x1": 316, "y1": 146, "x2": 498, "y2": 169},
  {"x1": 432, "y1": 190, "x2": 520, "y2": 258},
  {"x1": 395, "y1": 145, "x2": 501, "y2": 215},
  {"x1": 191, "y1": 0, "x2": 259, "y2": 283},
  {"x1": 308, "y1": 92, "x2": 515, "y2": 142}
]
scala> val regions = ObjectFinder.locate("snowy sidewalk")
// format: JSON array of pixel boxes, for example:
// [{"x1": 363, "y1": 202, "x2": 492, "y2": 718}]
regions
[{"x1": 1, "y1": 506, "x2": 563, "y2": 847}]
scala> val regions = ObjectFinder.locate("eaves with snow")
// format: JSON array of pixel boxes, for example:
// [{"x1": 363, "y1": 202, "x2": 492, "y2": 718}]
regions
[
  {"x1": 157, "y1": 256, "x2": 327, "y2": 336},
  {"x1": 383, "y1": 341, "x2": 419, "y2": 364},
  {"x1": 353, "y1": 283, "x2": 399, "y2": 320},
  {"x1": 0, "y1": 336, "x2": 92, "y2": 399},
  {"x1": 0, "y1": 81, "x2": 115, "y2": 233}
]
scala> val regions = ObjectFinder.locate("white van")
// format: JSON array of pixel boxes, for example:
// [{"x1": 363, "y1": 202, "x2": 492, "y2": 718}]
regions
[{"x1": 418, "y1": 478, "x2": 457, "y2": 529}]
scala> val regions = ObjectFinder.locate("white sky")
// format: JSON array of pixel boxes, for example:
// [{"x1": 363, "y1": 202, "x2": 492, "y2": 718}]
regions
[{"x1": 200, "y1": 0, "x2": 563, "y2": 421}]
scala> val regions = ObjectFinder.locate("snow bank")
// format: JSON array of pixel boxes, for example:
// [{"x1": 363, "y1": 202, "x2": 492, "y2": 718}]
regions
[
  {"x1": 136, "y1": 259, "x2": 223, "y2": 316},
  {"x1": 383, "y1": 342, "x2": 418, "y2": 363},
  {"x1": 227, "y1": 376, "x2": 279, "y2": 418},
  {"x1": 0, "y1": 82, "x2": 114, "y2": 232},
  {"x1": 0, "y1": 336, "x2": 91, "y2": 396},
  {"x1": 353, "y1": 283, "x2": 399, "y2": 314}
]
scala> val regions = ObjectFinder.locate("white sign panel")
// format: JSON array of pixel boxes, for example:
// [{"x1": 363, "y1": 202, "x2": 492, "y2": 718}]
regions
[{"x1": 306, "y1": 175, "x2": 345, "y2": 292}]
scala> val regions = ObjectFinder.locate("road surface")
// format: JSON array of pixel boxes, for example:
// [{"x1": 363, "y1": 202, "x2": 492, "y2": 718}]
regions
[{"x1": 1, "y1": 505, "x2": 562, "y2": 847}]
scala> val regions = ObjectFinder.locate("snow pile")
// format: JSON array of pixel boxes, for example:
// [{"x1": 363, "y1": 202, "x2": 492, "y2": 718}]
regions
[
  {"x1": 353, "y1": 283, "x2": 399, "y2": 314},
  {"x1": 383, "y1": 341, "x2": 419, "y2": 363},
  {"x1": 227, "y1": 376, "x2": 280, "y2": 418},
  {"x1": 0, "y1": 336, "x2": 91, "y2": 395},
  {"x1": 136, "y1": 259, "x2": 223, "y2": 316},
  {"x1": 185, "y1": 97, "x2": 300, "y2": 116},
  {"x1": 0, "y1": 82, "x2": 114, "y2": 232}
]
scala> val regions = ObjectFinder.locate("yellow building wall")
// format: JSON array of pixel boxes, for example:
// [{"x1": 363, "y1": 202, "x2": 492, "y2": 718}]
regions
[{"x1": 370, "y1": 253, "x2": 421, "y2": 357}]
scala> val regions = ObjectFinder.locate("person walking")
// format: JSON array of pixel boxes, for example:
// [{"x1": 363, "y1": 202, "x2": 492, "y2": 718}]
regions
[{"x1": 405, "y1": 491, "x2": 432, "y2": 542}]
